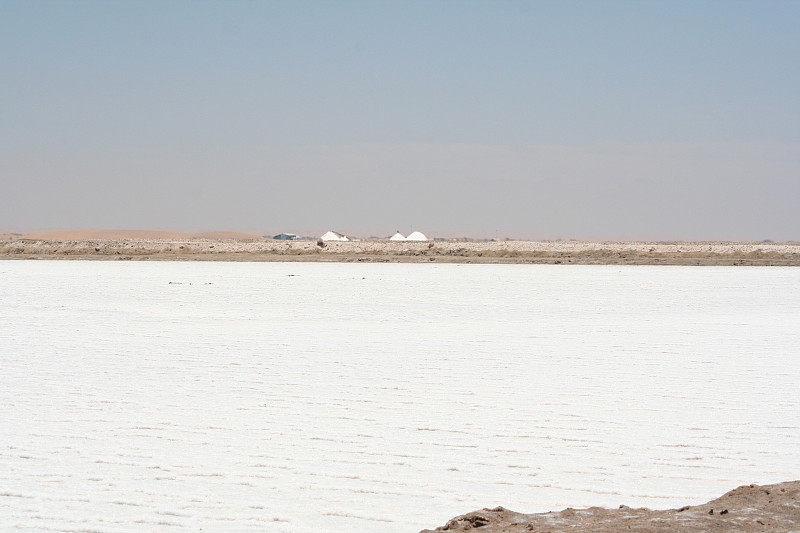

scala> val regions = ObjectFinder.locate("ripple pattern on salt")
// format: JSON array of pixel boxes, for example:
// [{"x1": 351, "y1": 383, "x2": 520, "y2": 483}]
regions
[{"x1": 1, "y1": 262, "x2": 799, "y2": 532}]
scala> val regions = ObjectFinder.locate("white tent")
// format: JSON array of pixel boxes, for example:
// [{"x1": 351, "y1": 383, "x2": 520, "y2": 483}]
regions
[
  {"x1": 389, "y1": 232, "x2": 406, "y2": 241},
  {"x1": 405, "y1": 231, "x2": 428, "y2": 241},
  {"x1": 321, "y1": 231, "x2": 348, "y2": 242}
]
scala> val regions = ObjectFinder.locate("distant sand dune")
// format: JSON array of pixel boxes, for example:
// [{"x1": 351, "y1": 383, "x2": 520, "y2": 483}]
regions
[{"x1": 18, "y1": 229, "x2": 265, "y2": 240}]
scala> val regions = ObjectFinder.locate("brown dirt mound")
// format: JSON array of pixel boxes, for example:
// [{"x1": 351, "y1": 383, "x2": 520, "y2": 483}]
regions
[{"x1": 421, "y1": 481, "x2": 800, "y2": 532}]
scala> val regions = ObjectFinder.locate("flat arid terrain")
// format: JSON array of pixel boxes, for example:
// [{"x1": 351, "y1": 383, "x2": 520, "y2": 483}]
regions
[
  {"x1": 2, "y1": 231, "x2": 799, "y2": 265},
  {"x1": 421, "y1": 481, "x2": 800, "y2": 533}
]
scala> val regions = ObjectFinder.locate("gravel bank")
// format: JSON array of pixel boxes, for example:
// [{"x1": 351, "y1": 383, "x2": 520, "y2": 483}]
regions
[{"x1": 2, "y1": 239, "x2": 800, "y2": 265}]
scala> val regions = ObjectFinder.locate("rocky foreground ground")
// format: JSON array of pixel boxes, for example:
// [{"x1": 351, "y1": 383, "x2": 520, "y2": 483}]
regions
[
  {"x1": 2, "y1": 238, "x2": 800, "y2": 265},
  {"x1": 421, "y1": 481, "x2": 800, "y2": 533}
]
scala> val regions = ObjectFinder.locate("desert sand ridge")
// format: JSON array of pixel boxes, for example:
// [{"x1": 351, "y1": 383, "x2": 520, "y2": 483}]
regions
[
  {"x1": 2, "y1": 237, "x2": 800, "y2": 265},
  {"x1": 15, "y1": 229, "x2": 265, "y2": 240},
  {"x1": 421, "y1": 480, "x2": 800, "y2": 532}
]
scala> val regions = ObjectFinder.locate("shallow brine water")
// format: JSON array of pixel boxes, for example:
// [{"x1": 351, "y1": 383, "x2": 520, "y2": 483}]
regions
[{"x1": 1, "y1": 261, "x2": 798, "y2": 532}]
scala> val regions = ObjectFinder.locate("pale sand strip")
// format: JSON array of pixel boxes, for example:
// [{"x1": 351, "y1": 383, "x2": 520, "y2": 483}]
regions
[{"x1": 2, "y1": 239, "x2": 800, "y2": 265}]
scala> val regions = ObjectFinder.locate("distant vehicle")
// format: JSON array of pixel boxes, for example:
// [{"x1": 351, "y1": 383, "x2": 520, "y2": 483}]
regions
[{"x1": 273, "y1": 233, "x2": 300, "y2": 240}]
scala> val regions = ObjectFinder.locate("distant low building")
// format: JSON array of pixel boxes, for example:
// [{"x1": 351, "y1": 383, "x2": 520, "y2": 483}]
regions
[
  {"x1": 321, "y1": 231, "x2": 348, "y2": 242},
  {"x1": 273, "y1": 233, "x2": 299, "y2": 240}
]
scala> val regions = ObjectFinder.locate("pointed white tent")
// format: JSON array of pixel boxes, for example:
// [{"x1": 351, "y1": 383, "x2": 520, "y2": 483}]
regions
[
  {"x1": 321, "y1": 231, "x2": 348, "y2": 242},
  {"x1": 389, "y1": 232, "x2": 406, "y2": 241},
  {"x1": 405, "y1": 231, "x2": 428, "y2": 241}
]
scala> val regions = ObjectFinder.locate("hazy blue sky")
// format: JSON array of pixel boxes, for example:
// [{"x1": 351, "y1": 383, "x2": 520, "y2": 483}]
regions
[{"x1": 2, "y1": 0, "x2": 798, "y2": 240}]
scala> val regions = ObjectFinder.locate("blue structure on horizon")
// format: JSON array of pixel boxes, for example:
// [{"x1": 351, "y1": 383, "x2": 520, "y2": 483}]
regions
[{"x1": 273, "y1": 233, "x2": 300, "y2": 240}]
